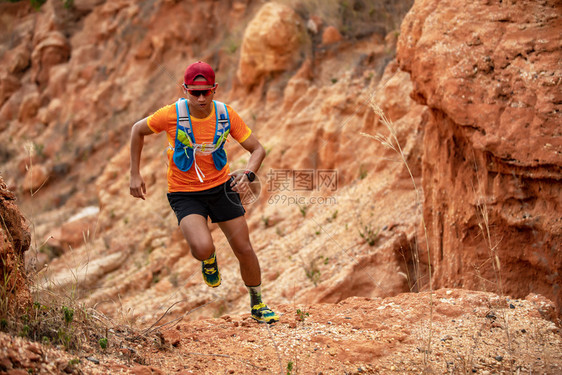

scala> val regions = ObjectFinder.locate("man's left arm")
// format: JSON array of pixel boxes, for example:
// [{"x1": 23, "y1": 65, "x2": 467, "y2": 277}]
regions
[{"x1": 229, "y1": 133, "x2": 266, "y2": 193}]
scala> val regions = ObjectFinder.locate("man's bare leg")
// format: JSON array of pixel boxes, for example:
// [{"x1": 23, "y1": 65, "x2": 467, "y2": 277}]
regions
[
  {"x1": 219, "y1": 215, "x2": 279, "y2": 323},
  {"x1": 180, "y1": 214, "x2": 221, "y2": 287},
  {"x1": 218, "y1": 215, "x2": 260, "y2": 286},
  {"x1": 180, "y1": 214, "x2": 214, "y2": 260}
]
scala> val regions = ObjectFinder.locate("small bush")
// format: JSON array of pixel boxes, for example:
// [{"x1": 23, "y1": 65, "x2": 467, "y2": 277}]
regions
[
  {"x1": 286, "y1": 360, "x2": 294, "y2": 375},
  {"x1": 303, "y1": 258, "x2": 321, "y2": 286},
  {"x1": 359, "y1": 222, "x2": 379, "y2": 246},
  {"x1": 99, "y1": 337, "x2": 108, "y2": 349},
  {"x1": 296, "y1": 309, "x2": 309, "y2": 322},
  {"x1": 62, "y1": 306, "x2": 74, "y2": 324}
]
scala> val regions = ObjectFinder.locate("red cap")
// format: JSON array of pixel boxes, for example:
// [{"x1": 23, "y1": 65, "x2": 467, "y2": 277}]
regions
[{"x1": 183, "y1": 61, "x2": 215, "y2": 86}]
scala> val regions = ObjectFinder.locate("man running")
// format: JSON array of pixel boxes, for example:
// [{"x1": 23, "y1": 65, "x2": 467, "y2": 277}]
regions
[{"x1": 129, "y1": 61, "x2": 279, "y2": 324}]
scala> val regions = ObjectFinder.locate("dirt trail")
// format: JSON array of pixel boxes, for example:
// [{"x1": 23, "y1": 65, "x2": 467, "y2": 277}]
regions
[{"x1": 2, "y1": 289, "x2": 561, "y2": 374}]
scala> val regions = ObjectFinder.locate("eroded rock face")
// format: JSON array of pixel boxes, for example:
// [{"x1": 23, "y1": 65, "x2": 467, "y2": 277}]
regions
[
  {"x1": 397, "y1": 0, "x2": 561, "y2": 307},
  {"x1": 237, "y1": 2, "x2": 304, "y2": 87},
  {"x1": 31, "y1": 31, "x2": 70, "y2": 88},
  {"x1": 0, "y1": 175, "x2": 31, "y2": 316}
]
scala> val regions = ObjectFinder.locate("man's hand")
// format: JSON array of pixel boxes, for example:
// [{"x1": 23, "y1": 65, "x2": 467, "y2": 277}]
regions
[
  {"x1": 229, "y1": 171, "x2": 250, "y2": 194},
  {"x1": 130, "y1": 174, "x2": 147, "y2": 200}
]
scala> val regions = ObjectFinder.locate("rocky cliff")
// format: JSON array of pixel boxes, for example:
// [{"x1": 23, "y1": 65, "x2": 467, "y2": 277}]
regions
[
  {"x1": 397, "y1": 0, "x2": 561, "y2": 308},
  {"x1": 0, "y1": 175, "x2": 31, "y2": 316},
  {"x1": 0, "y1": 0, "x2": 561, "y2": 373}
]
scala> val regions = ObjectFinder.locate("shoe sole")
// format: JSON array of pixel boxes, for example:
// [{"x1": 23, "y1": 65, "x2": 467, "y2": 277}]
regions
[
  {"x1": 251, "y1": 316, "x2": 279, "y2": 324},
  {"x1": 204, "y1": 274, "x2": 221, "y2": 288}
]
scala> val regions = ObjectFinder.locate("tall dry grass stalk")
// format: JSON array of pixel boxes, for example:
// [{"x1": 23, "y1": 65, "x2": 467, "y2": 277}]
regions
[
  {"x1": 470, "y1": 159, "x2": 514, "y2": 360},
  {"x1": 361, "y1": 101, "x2": 434, "y2": 368},
  {"x1": 472, "y1": 178, "x2": 504, "y2": 297}
]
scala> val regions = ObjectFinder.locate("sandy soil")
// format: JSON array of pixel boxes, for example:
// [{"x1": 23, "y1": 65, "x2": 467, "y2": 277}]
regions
[{"x1": 2, "y1": 289, "x2": 560, "y2": 374}]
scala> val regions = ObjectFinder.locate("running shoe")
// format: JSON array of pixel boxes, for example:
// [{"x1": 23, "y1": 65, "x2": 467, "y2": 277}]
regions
[
  {"x1": 251, "y1": 303, "x2": 279, "y2": 324},
  {"x1": 202, "y1": 253, "x2": 221, "y2": 288}
]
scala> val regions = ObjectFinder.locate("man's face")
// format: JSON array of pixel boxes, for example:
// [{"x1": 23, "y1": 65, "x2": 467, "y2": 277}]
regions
[{"x1": 184, "y1": 76, "x2": 216, "y2": 112}]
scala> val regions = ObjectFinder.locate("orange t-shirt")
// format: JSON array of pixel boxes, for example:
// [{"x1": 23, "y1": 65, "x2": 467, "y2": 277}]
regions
[{"x1": 147, "y1": 101, "x2": 252, "y2": 192}]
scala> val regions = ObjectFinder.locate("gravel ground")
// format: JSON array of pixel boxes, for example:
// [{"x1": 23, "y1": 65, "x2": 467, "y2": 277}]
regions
[{"x1": 2, "y1": 288, "x2": 560, "y2": 374}]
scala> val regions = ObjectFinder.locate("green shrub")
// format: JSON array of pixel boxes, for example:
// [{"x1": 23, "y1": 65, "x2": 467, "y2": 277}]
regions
[
  {"x1": 62, "y1": 306, "x2": 74, "y2": 324},
  {"x1": 99, "y1": 337, "x2": 108, "y2": 349},
  {"x1": 296, "y1": 309, "x2": 309, "y2": 322},
  {"x1": 359, "y1": 222, "x2": 379, "y2": 246}
]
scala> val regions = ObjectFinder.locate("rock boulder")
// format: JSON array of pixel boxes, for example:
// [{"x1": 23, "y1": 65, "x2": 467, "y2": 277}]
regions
[{"x1": 237, "y1": 2, "x2": 304, "y2": 87}]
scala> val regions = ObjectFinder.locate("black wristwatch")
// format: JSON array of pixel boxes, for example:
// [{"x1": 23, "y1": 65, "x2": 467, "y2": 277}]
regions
[{"x1": 244, "y1": 170, "x2": 256, "y2": 182}]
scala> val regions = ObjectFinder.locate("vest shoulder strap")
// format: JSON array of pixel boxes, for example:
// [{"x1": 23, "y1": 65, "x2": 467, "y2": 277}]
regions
[
  {"x1": 176, "y1": 98, "x2": 193, "y2": 136},
  {"x1": 214, "y1": 100, "x2": 230, "y2": 132}
]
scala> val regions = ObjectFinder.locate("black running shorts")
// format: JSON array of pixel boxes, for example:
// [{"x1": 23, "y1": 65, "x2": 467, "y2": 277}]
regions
[{"x1": 167, "y1": 178, "x2": 246, "y2": 225}]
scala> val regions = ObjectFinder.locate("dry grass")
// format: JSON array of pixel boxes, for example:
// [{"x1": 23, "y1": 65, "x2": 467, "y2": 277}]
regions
[
  {"x1": 0, "y1": 153, "x2": 112, "y2": 355},
  {"x1": 467, "y1": 155, "x2": 518, "y2": 372},
  {"x1": 361, "y1": 100, "x2": 435, "y2": 369},
  {"x1": 360, "y1": 100, "x2": 522, "y2": 373},
  {"x1": 358, "y1": 96, "x2": 534, "y2": 374}
]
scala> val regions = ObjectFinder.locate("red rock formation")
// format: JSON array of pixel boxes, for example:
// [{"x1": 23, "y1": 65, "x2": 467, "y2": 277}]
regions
[
  {"x1": 0, "y1": 0, "x2": 561, "y2": 371},
  {"x1": 237, "y1": 2, "x2": 304, "y2": 88},
  {"x1": 0, "y1": 0, "x2": 558, "y2": 334},
  {"x1": 0, "y1": 175, "x2": 31, "y2": 316},
  {"x1": 397, "y1": 0, "x2": 562, "y2": 307}
]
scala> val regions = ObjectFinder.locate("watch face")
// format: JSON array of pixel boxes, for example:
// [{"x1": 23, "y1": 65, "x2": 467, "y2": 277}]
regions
[
  {"x1": 226, "y1": 169, "x2": 262, "y2": 206},
  {"x1": 246, "y1": 171, "x2": 256, "y2": 182}
]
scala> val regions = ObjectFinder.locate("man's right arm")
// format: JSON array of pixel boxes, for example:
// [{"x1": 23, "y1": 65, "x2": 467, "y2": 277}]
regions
[{"x1": 130, "y1": 117, "x2": 154, "y2": 200}]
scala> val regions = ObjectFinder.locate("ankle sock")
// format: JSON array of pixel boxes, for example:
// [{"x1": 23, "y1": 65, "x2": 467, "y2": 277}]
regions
[
  {"x1": 203, "y1": 253, "x2": 216, "y2": 263},
  {"x1": 246, "y1": 284, "x2": 263, "y2": 307}
]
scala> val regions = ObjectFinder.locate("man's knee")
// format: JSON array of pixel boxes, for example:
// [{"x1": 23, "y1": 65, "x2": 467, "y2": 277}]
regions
[
  {"x1": 189, "y1": 241, "x2": 215, "y2": 261},
  {"x1": 232, "y1": 243, "x2": 255, "y2": 258}
]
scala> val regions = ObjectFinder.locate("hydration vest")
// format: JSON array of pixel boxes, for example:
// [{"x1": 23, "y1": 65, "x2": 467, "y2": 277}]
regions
[{"x1": 171, "y1": 98, "x2": 231, "y2": 182}]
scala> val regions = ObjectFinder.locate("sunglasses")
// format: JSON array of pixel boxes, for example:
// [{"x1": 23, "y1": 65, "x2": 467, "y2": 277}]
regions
[{"x1": 183, "y1": 84, "x2": 216, "y2": 97}]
